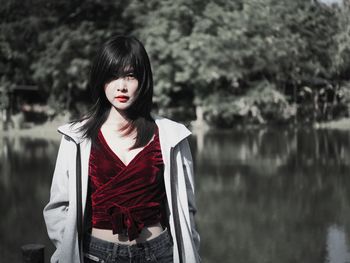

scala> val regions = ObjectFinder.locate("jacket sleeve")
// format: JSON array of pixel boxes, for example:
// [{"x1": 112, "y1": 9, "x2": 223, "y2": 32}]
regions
[
  {"x1": 180, "y1": 138, "x2": 201, "y2": 252},
  {"x1": 43, "y1": 135, "x2": 71, "y2": 251}
]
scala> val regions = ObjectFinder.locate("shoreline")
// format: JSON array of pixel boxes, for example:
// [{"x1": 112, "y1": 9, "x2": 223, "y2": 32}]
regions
[
  {"x1": 0, "y1": 123, "x2": 61, "y2": 140},
  {"x1": 1, "y1": 118, "x2": 349, "y2": 140},
  {"x1": 314, "y1": 118, "x2": 350, "y2": 131}
]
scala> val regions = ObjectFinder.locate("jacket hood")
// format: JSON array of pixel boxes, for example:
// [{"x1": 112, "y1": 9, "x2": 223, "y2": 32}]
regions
[{"x1": 57, "y1": 114, "x2": 192, "y2": 147}]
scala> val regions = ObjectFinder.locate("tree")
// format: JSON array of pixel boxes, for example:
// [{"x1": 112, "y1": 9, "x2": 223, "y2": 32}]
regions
[
  {"x1": 127, "y1": 0, "x2": 340, "y2": 126},
  {"x1": 1, "y1": 0, "x2": 346, "y2": 125},
  {"x1": 1, "y1": 0, "x2": 130, "y2": 114}
]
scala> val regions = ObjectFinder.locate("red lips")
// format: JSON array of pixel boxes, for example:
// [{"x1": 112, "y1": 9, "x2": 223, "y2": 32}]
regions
[{"x1": 115, "y1": 96, "x2": 129, "y2": 102}]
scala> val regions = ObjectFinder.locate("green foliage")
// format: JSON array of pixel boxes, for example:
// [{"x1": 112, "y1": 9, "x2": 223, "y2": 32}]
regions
[
  {"x1": 203, "y1": 80, "x2": 295, "y2": 127},
  {"x1": 31, "y1": 22, "x2": 107, "y2": 110},
  {"x1": 331, "y1": 1, "x2": 350, "y2": 78},
  {"x1": 1, "y1": 0, "x2": 349, "y2": 125},
  {"x1": 1, "y1": 0, "x2": 129, "y2": 113},
  {"x1": 126, "y1": 0, "x2": 344, "y2": 124}
]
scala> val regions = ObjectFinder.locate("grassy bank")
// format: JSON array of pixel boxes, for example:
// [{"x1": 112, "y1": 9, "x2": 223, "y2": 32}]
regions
[
  {"x1": 315, "y1": 118, "x2": 350, "y2": 130},
  {"x1": 1, "y1": 122, "x2": 61, "y2": 140},
  {"x1": 1, "y1": 117, "x2": 349, "y2": 140}
]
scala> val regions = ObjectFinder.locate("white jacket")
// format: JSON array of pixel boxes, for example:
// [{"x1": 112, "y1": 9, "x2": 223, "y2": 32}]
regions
[{"x1": 43, "y1": 115, "x2": 201, "y2": 263}]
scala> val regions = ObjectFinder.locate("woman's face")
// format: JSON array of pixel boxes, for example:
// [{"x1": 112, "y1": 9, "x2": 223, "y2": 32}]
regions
[{"x1": 104, "y1": 73, "x2": 139, "y2": 111}]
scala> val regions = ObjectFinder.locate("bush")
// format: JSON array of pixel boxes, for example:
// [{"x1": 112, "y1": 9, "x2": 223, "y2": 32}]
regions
[{"x1": 203, "y1": 80, "x2": 295, "y2": 128}]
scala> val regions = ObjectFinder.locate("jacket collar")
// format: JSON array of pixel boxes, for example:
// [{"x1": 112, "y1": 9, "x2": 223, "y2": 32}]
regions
[
  {"x1": 153, "y1": 114, "x2": 192, "y2": 147},
  {"x1": 57, "y1": 114, "x2": 192, "y2": 147}
]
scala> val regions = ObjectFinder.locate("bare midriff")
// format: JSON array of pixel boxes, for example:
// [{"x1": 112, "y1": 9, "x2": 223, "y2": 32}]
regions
[{"x1": 91, "y1": 223, "x2": 164, "y2": 245}]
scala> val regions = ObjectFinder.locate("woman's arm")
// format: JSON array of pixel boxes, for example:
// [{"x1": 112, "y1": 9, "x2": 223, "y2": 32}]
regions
[
  {"x1": 43, "y1": 136, "x2": 71, "y2": 249},
  {"x1": 180, "y1": 138, "x2": 201, "y2": 251}
]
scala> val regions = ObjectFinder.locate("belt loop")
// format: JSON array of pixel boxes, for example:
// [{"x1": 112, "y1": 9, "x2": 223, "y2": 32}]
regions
[
  {"x1": 144, "y1": 245, "x2": 152, "y2": 261},
  {"x1": 112, "y1": 243, "x2": 119, "y2": 262},
  {"x1": 128, "y1": 245, "x2": 132, "y2": 258}
]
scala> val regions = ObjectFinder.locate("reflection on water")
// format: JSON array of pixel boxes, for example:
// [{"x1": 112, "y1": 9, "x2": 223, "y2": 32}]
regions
[
  {"x1": 192, "y1": 127, "x2": 350, "y2": 263},
  {"x1": 0, "y1": 127, "x2": 349, "y2": 262},
  {"x1": 326, "y1": 225, "x2": 350, "y2": 263},
  {"x1": 0, "y1": 136, "x2": 59, "y2": 262}
]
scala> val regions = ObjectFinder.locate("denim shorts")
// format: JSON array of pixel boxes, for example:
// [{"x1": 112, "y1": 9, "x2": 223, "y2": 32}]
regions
[{"x1": 83, "y1": 228, "x2": 173, "y2": 263}]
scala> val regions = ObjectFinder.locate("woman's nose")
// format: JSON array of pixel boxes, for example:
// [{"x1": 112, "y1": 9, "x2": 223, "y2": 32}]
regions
[{"x1": 116, "y1": 78, "x2": 127, "y2": 91}]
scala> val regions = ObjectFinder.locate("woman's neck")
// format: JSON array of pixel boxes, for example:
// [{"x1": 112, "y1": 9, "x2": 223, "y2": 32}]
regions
[{"x1": 104, "y1": 106, "x2": 130, "y2": 127}]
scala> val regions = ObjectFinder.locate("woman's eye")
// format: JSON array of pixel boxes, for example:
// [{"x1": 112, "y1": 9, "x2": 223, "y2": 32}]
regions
[{"x1": 126, "y1": 74, "x2": 136, "y2": 80}]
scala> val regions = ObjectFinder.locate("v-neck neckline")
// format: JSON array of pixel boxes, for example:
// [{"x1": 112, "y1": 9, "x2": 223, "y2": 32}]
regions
[{"x1": 98, "y1": 128, "x2": 157, "y2": 168}]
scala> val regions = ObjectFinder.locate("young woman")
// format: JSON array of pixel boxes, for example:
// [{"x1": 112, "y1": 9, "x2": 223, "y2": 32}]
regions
[{"x1": 43, "y1": 35, "x2": 200, "y2": 263}]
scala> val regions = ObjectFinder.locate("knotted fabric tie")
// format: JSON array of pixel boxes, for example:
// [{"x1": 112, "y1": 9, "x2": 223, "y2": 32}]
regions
[{"x1": 107, "y1": 202, "x2": 161, "y2": 241}]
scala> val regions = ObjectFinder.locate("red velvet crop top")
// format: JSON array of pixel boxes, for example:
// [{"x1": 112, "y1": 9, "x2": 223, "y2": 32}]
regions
[{"x1": 88, "y1": 127, "x2": 167, "y2": 241}]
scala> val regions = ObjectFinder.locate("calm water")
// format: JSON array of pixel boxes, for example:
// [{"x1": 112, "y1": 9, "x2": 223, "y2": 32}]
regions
[{"x1": 0, "y1": 127, "x2": 350, "y2": 263}]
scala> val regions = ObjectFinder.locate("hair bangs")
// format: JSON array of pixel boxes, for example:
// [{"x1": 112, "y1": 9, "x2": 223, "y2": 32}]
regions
[
  {"x1": 107, "y1": 40, "x2": 146, "y2": 84},
  {"x1": 112, "y1": 55, "x2": 135, "y2": 78}
]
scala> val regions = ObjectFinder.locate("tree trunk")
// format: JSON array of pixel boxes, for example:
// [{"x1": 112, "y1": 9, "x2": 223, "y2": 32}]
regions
[
  {"x1": 293, "y1": 83, "x2": 297, "y2": 125},
  {"x1": 195, "y1": 104, "x2": 204, "y2": 126}
]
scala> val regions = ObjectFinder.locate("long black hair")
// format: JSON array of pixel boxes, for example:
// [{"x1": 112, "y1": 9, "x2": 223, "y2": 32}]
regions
[{"x1": 74, "y1": 35, "x2": 156, "y2": 149}]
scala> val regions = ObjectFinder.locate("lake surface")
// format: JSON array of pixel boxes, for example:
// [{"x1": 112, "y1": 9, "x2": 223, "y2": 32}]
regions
[{"x1": 0, "y1": 126, "x2": 350, "y2": 263}]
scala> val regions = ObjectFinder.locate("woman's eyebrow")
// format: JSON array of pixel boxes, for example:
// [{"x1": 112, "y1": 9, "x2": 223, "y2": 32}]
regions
[
  {"x1": 114, "y1": 68, "x2": 133, "y2": 76},
  {"x1": 123, "y1": 69, "x2": 135, "y2": 76},
  {"x1": 124, "y1": 68, "x2": 134, "y2": 73}
]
